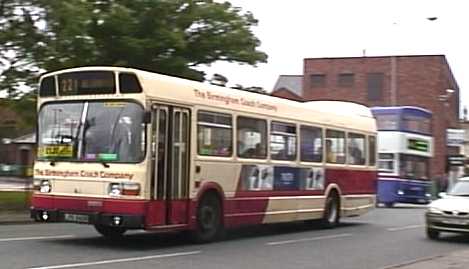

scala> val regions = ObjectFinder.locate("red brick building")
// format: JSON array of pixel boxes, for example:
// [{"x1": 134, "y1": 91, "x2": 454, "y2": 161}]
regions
[{"x1": 273, "y1": 55, "x2": 460, "y2": 179}]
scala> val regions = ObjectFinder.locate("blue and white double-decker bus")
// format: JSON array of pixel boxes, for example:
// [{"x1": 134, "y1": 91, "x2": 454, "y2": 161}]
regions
[{"x1": 371, "y1": 106, "x2": 433, "y2": 207}]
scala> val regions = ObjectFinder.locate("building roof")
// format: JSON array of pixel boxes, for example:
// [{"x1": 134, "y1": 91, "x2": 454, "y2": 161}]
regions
[
  {"x1": 303, "y1": 54, "x2": 447, "y2": 61},
  {"x1": 273, "y1": 75, "x2": 303, "y2": 96}
]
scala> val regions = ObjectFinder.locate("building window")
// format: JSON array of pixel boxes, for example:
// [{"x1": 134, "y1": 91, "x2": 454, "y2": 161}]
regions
[
  {"x1": 367, "y1": 73, "x2": 384, "y2": 101},
  {"x1": 338, "y1": 73, "x2": 354, "y2": 87},
  {"x1": 310, "y1": 74, "x2": 326, "y2": 87}
]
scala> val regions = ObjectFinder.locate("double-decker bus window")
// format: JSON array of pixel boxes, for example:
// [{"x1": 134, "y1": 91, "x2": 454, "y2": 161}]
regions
[
  {"x1": 300, "y1": 125, "x2": 323, "y2": 162},
  {"x1": 399, "y1": 154, "x2": 429, "y2": 180},
  {"x1": 197, "y1": 111, "x2": 232, "y2": 157},
  {"x1": 368, "y1": 136, "x2": 376, "y2": 166},
  {"x1": 119, "y1": 73, "x2": 142, "y2": 93},
  {"x1": 237, "y1": 116, "x2": 267, "y2": 159},
  {"x1": 375, "y1": 114, "x2": 399, "y2": 130},
  {"x1": 378, "y1": 153, "x2": 395, "y2": 173},
  {"x1": 402, "y1": 115, "x2": 431, "y2": 134},
  {"x1": 326, "y1": 130, "x2": 346, "y2": 164},
  {"x1": 39, "y1": 76, "x2": 56, "y2": 97},
  {"x1": 270, "y1": 122, "x2": 297, "y2": 161},
  {"x1": 348, "y1": 133, "x2": 366, "y2": 165}
]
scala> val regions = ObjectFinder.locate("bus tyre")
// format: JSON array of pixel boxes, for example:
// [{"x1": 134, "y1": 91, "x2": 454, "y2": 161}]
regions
[
  {"x1": 426, "y1": 228, "x2": 440, "y2": 240},
  {"x1": 322, "y1": 193, "x2": 340, "y2": 228},
  {"x1": 94, "y1": 224, "x2": 126, "y2": 239},
  {"x1": 192, "y1": 194, "x2": 223, "y2": 243},
  {"x1": 384, "y1": 202, "x2": 394, "y2": 208}
]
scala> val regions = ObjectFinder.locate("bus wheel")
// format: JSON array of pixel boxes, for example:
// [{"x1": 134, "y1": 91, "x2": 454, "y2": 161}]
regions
[
  {"x1": 192, "y1": 194, "x2": 223, "y2": 243},
  {"x1": 94, "y1": 224, "x2": 126, "y2": 239},
  {"x1": 426, "y1": 228, "x2": 440, "y2": 240},
  {"x1": 322, "y1": 193, "x2": 340, "y2": 228}
]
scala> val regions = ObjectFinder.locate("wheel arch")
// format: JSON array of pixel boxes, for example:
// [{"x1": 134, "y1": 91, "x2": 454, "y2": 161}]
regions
[
  {"x1": 324, "y1": 183, "x2": 342, "y2": 210},
  {"x1": 195, "y1": 181, "x2": 226, "y2": 223}
]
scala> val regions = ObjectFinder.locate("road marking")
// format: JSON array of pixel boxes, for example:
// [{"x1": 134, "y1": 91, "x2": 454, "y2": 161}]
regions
[
  {"x1": 387, "y1": 224, "x2": 424, "y2": 232},
  {"x1": 266, "y1": 233, "x2": 353, "y2": 246},
  {"x1": 0, "y1": 235, "x2": 75, "y2": 242},
  {"x1": 26, "y1": 251, "x2": 202, "y2": 269}
]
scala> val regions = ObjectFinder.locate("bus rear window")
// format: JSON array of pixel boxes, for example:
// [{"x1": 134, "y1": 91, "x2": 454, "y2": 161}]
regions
[{"x1": 58, "y1": 71, "x2": 115, "y2": 95}]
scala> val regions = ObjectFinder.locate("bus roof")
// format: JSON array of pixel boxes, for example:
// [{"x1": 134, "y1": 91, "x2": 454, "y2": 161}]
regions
[
  {"x1": 40, "y1": 66, "x2": 376, "y2": 132},
  {"x1": 371, "y1": 106, "x2": 432, "y2": 116}
]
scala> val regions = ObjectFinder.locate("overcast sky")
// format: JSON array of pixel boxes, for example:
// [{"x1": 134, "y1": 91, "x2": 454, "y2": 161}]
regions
[{"x1": 201, "y1": 0, "x2": 468, "y2": 113}]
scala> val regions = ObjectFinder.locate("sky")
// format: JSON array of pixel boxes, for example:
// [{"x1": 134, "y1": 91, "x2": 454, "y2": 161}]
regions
[{"x1": 201, "y1": 0, "x2": 468, "y2": 112}]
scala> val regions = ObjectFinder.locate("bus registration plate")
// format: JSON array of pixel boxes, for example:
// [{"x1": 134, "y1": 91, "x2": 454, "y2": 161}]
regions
[{"x1": 64, "y1": 213, "x2": 89, "y2": 223}]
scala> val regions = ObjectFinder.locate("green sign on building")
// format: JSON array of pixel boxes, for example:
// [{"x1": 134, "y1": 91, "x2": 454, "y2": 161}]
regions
[{"x1": 407, "y1": 138, "x2": 429, "y2": 152}]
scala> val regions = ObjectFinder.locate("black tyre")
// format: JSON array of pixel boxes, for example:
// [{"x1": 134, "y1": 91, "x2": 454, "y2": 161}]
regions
[
  {"x1": 191, "y1": 194, "x2": 223, "y2": 243},
  {"x1": 322, "y1": 193, "x2": 340, "y2": 228},
  {"x1": 426, "y1": 228, "x2": 440, "y2": 240},
  {"x1": 384, "y1": 202, "x2": 394, "y2": 208},
  {"x1": 94, "y1": 224, "x2": 126, "y2": 239}
]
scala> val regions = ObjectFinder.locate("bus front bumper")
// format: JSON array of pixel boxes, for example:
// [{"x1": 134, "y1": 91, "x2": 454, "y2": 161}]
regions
[{"x1": 30, "y1": 208, "x2": 144, "y2": 229}]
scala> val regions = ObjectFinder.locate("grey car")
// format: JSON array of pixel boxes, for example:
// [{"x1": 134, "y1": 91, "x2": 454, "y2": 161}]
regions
[{"x1": 425, "y1": 178, "x2": 469, "y2": 239}]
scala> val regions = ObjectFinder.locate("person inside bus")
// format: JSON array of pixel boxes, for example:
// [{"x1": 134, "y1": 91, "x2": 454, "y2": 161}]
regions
[
  {"x1": 349, "y1": 142, "x2": 364, "y2": 165},
  {"x1": 326, "y1": 140, "x2": 336, "y2": 163}
]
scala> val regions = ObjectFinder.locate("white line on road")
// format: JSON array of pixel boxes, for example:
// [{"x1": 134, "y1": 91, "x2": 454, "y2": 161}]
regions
[
  {"x1": 26, "y1": 251, "x2": 202, "y2": 269},
  {"x1": 266, "y1": 233, "x2": 353, "y2": 246},
  {"x1": 0, "y1": 235, "x2": 75, "y2": 242},
  {"x1": 386, "y1": 225, "x2": 424, "y2": 232}
]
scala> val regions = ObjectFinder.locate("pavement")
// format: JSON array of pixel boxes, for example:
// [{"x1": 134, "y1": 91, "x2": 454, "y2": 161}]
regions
[
  {"x1": 0, "y1": 176, "x2": 33, "y2": 224},
  {"x1": 0, "y1": 176, "x2": 33, "y2": 191},
  {"x1": 386, "y1": 249, "x2": 469, "y2": 269}
]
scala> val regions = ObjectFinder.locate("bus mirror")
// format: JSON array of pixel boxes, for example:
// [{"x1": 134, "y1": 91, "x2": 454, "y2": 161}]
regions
[{"x1": 143, "y1": 111, "x2": 151, "y2": 124}]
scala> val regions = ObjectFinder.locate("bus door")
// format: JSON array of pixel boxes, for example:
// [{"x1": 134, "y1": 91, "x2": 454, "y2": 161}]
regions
[{"x1": 148, "y1": 105, "x2": 190, "y2": 226}]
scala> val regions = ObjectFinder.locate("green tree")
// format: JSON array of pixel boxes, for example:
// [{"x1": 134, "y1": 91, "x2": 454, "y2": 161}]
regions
[{"x1": 0, "y1": 0, "x2": 268, "y2": 98}]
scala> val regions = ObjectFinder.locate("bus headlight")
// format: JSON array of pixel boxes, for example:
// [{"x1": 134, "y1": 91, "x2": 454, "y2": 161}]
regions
[
  {"x1": 108, "y1": 183, "x2": 122, "y2": 196},
  {"x1": 109, "y1": 182, "x2": 141, "y2": 196},
  {"x1": 397, "y1": 190, "x2": 404, "y2": 195},
  {"x1": 40, "y1": 180, "x2": 51, "y2": 193},
  {"x1": 122, "y1": 182, "x2": 141, "y2": 196}
]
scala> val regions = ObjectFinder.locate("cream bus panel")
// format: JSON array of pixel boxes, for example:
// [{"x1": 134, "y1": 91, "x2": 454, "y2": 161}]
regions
[
  {"x1": 377, "y1": 131, "x2": 433, "y2": 157},
  {"x1": 33, "y1": 161, "x2": 148, "y2": 198}
]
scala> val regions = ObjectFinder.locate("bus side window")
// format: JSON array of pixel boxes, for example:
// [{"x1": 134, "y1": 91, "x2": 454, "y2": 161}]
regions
[
  {"x1": 300, "y1": 125, "x2": 323, "y2": 162},
  {"x1": 347, "y1": 133, "x2": 366, "y2": 165},
  {"x1": 326, "y1": 129, "x2": 346, "y2": 164},
  {"x1": 237, "y1": 116, "x2": 267, "y2": 159},
  {"x1": 270, "y1": 121, "x2": 297, "y2": 161},
  {"x1": 368, "y1": 136, "x2": 377, "y2": 166},
  {"x1": 197, "y1": 111, "x2": 233, "y2": 157}
]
